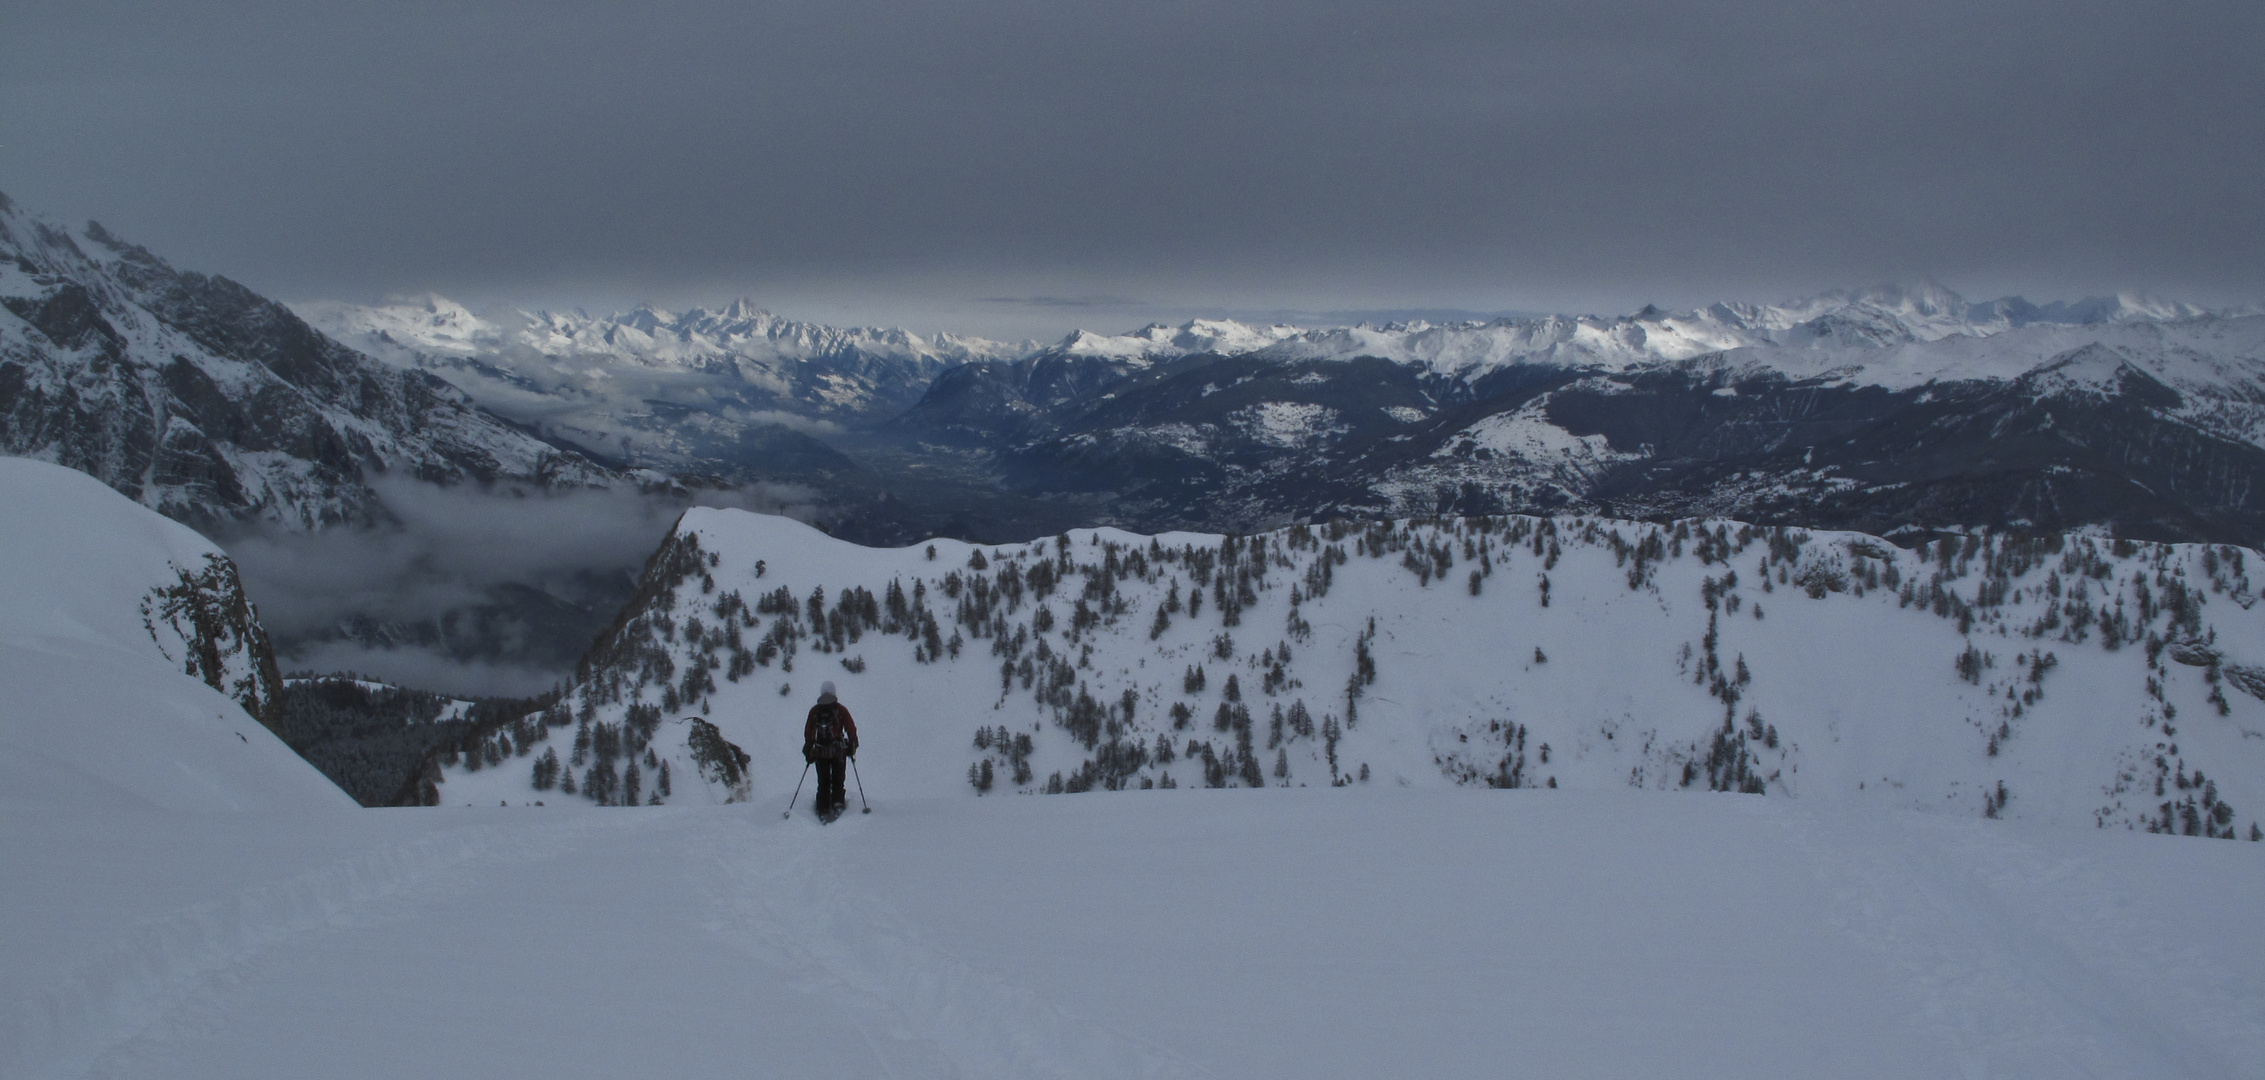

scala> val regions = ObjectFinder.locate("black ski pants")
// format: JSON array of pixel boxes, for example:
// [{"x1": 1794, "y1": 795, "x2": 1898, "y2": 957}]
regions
[{"x1": 815, "y1": 757, "x2": 847, "y2": 813}]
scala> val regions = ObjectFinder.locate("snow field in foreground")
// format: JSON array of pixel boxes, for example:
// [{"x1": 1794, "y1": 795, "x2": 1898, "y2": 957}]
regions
[{"x1": 6, "y1": 789, "x2": 2261, "y2": 1080}]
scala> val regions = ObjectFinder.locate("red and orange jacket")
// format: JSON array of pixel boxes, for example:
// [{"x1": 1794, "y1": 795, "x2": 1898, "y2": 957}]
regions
[{"x1": 804, "y1": 701, "x2": 858, "y2": 758}]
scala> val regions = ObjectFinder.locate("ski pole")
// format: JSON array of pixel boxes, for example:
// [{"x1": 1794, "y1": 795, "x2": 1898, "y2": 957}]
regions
[
  {"x1": 850, "y1": 755, "x2": 870, "y2": 814},
  {"x1": 784, "y1": 761, "x2": 810, "y2": 819}
]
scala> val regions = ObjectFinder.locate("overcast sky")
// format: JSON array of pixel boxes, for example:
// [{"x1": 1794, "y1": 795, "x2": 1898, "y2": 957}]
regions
[{"x1": 6, "y1": 0, "x2": 2261, "y2": 340}]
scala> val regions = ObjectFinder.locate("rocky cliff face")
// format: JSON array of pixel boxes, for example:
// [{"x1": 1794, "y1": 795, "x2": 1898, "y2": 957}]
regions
[
  {"x1": 139, "y1": 551, "x2": 287, "y2": 734},
  {"x1": 0, "y1": 191, "x2": 615, "y2": 532}
]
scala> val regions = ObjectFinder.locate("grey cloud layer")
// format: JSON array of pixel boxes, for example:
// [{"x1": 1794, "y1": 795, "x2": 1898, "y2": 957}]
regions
[
  {"x1": 221, "y1": 477, "x2": 817, "y2": 697},
  {"x1": 5, "y1": 0, "x2": 2260, "y2": 326}
]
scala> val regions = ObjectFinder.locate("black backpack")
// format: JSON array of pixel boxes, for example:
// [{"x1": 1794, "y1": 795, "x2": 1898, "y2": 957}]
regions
[{"x1": 809, "y1": 703, "x2": 846, "y2": 758}]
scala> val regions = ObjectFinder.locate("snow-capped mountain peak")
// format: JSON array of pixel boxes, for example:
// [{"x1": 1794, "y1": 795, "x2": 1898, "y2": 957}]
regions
[
  {"x1": 308, "y1": 294, "x2": 1032, "y2": 372},
  {"x1": 1026, "y1": 286, "x2": 1901, "y2": 375},
  {"x1": 1052, "y1": 318, "x2": 1307, "y2": 362},
  {"x1": 0, "y1": 192, "x2": 614, "y2": 531},
  {"x1": 1031, "y1": 284, "x2": 2243, "y2": 385}
]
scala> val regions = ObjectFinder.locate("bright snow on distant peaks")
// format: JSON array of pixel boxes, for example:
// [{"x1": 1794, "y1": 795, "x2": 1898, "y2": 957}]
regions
[
  {"x1": 1053, "y1": 319, "x2": 1305, "y2": 362},
  {"x1": 1036, "y1": 284, "x2": 2248, "y2": 385},
  {"x1": 300, "y1": 294, "x2": 1031, "y2": 370}
]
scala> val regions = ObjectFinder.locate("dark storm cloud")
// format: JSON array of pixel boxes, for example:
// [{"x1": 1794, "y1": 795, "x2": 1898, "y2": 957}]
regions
[{"x1": 4, "y1": 0, "x2": 2260, "y2": 331}]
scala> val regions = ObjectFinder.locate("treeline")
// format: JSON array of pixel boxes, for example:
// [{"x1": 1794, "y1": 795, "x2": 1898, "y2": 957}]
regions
[{"x1": 273, "y1": 677, "x2": 553, "y2": 806}]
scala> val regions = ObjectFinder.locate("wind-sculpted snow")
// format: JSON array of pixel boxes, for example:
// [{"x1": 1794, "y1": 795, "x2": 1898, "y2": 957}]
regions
[
  {"x1": 438, "y1": 505, "x2": 2265, "y2": 843},
  {"x1": 0, "y1": 458, "x2": 351, "y2": 812}
]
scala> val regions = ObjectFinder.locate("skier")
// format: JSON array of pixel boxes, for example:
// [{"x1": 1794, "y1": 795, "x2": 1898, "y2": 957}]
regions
[{"x1": 802, "y1": 681, "x2": 859, "y2": 820}]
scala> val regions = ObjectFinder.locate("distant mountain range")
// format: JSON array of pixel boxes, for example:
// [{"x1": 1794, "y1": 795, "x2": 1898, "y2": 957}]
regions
[
  {"x1": 303, "y1": 282, "x2": 2265, "y2": 548},
  {"x1": 884, "y1": 286, "x2": 2265, "y2": 545},
  {"x1": 11, "y1": 184, "x2": 2265, "y2": 684},
  {"x1": 1032, "y1": 284, "x2": 2221, "y2": 372},
  {"x1": 297, "y1": 294, "x2": 1029, "y2": 488}
]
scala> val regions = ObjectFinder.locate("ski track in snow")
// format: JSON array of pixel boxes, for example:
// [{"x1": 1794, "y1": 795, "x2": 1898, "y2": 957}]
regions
[
  {"x1": 9, "y1": 809, "x2": 1209, "y2": 1080},
  {"x1": 8, "y1": 813, "x2": 666, "y2": 1080},
  {"x1": 1760, "y1": 800, "x2": 2265, "y2": 1078},
  {"x1": 9, "y1": 797, "x2": 2264, "y2": 1079},
  {"x1": 694, "y1": 815, "x2": 1213, "y2": 1080}
]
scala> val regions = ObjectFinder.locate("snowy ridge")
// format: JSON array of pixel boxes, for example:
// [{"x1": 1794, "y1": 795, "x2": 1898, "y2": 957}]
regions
[
  {"x1": 0, "y1": 457, "x2": 351, "y2": 812},
  {"x1": 1055, "y1": 319, "x2": 1306, "y2": 362},
  {"x1": 438, "y1": 506, "x2": 2265, "y2": 842}
]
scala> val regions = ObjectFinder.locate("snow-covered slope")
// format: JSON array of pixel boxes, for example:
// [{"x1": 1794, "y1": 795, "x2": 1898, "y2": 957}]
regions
[
  {"x1": 439, "y1": 507, "x2": 2265, "y2": 842},
  {"x1": 8, "y1": 792, "x2": 2261, "y2": 1079},
  {"x1": 0, "y1": 457, "x2": 353, "y2": 812},
  {"x1": 0, "y1": 191, "x2": 615, "y2": 531},
  {"x1": 9, "y1": 472, "x2": 2262, "y2": 1080}
]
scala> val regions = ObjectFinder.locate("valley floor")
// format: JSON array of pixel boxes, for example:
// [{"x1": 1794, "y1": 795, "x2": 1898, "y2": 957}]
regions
[{"x1": 6, "y1": 789, "x2": 2262, "y2": 1080}]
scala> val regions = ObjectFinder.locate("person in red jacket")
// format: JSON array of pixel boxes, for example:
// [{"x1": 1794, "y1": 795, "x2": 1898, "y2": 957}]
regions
[{"x1": 803, "y1": 681, "x2": 859, "y2": 818}]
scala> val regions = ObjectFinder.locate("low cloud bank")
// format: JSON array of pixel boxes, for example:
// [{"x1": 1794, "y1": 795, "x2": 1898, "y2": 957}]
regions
[
  {"x1": 282, "y1": 640, "x2": 567, "y2": 701},
  {"x1": 224, "y1": 476, "x2": 818, "y2": 697}
]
